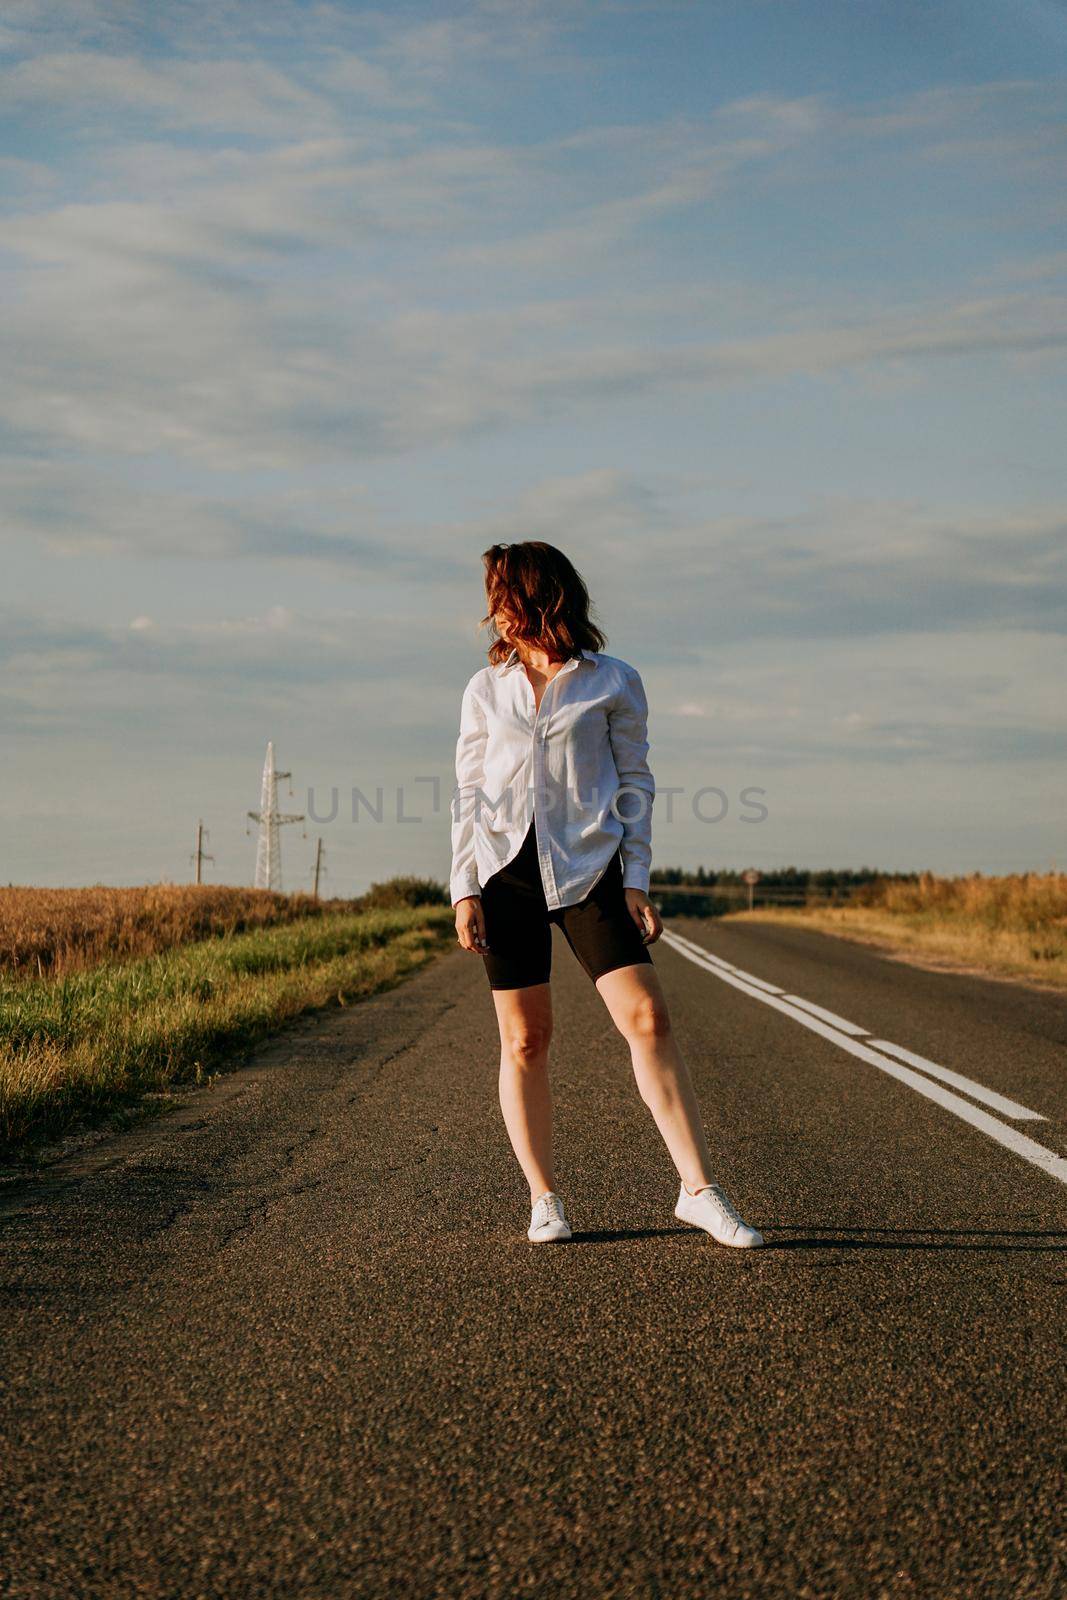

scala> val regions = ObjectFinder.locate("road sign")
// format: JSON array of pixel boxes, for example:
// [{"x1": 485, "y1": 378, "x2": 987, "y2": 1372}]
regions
[{"x1": 742, "y1": 869, "x2": 760, "y2": 885}]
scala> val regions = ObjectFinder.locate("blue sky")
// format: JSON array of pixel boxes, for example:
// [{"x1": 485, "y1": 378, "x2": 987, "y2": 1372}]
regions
[{"x1": 2, "y1": 0, "x2": 1065, "y2": 890}]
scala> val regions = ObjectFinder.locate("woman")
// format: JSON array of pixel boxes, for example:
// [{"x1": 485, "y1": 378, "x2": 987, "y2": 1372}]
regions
[{"x1": 450, "y1": 541, "x2": 763, "y2": 1250}]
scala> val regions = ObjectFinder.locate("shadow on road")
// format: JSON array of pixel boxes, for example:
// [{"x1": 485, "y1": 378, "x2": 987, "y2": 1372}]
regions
[
  {"x1": 565, "y1": 1226, "x2": 691, "y2": 1244},
  {"x1": 539, "y1": 1226, "x2": 1067, "y2": 1250},
  {"x1": 763, "y1": 1225, "x2": 1067, "y2": 1252}
]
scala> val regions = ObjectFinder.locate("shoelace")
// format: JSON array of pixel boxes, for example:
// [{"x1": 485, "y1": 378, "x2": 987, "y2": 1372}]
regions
[
  {"x1": 699, "y1": 1183, "x2": 742, "y2": 1224},
  {"x1": 534, "y1": 1193, "x2": 565, "y2": 1227}
]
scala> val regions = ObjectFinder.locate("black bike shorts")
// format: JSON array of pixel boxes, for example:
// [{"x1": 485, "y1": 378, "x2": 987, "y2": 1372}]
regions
[{"x1": 479, "y1": 819, "x2": 654, "y2": 991}]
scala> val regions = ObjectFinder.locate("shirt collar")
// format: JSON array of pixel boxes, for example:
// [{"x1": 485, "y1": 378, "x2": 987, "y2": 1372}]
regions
[{"x1": 497, "y1": 647, "x2": 598, "y2": 675}]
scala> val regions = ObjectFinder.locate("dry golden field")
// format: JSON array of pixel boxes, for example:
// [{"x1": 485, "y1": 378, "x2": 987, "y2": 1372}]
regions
[
  {"x1": 726, "y1": 870, "x2": 1067, "y2": 990},
  {"x1": 0, "y1": 879, "x2": 443, "y2": 982}
]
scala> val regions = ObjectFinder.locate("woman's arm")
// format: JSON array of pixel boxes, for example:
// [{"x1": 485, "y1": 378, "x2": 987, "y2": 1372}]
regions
[
  {"x1": 606, "y1": 662, "x2": 656, "y2": 895},
  {"x1": 449, "y1": 679, "x2": 488, "y2": 908}
]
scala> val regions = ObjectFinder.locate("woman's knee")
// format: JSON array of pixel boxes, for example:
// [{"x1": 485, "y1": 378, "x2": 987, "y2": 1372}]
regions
[
  {"x1": 622, "y1": 992, "x2": 672, "y2": 1041},
  {"x1": 502, "y1": 1021, "x2": 553, "y2": 1064}
]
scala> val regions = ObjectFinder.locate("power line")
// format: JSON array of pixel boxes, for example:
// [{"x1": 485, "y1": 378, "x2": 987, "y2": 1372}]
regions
[
  {"x1": 190, "y1": 819, "x2": 214, "y2": 884},
  {"x1": 311, "y1": 837, "x2": 326, "y2": 899}
]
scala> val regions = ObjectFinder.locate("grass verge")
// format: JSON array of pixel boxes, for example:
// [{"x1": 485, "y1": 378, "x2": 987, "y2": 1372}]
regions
[{"x1": 0, "y1": 903, "x2": 454, "y2": 1158}]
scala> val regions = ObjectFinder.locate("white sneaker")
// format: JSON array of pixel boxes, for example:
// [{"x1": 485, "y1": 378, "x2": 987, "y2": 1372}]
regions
[
  {"x1": 675, "y1": 1180, "x2": 764, "y2": 1248},
  {"x1": 528, "y1": 1191, "x2": 572, "y2": 1243}
]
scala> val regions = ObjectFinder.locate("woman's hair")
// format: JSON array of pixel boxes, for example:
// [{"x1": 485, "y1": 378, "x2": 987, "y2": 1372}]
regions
[{"x1": 480, "y1": 541, "x2": 607, "y2": 666}]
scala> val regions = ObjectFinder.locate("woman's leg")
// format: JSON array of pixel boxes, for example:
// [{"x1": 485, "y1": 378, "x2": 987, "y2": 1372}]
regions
[
  {"x1": 490, "y1": 981, "x2": 557, "y2": 1202},
  {"x1": 595, "y1": 963, "x2": 715, "y2": 1193}
]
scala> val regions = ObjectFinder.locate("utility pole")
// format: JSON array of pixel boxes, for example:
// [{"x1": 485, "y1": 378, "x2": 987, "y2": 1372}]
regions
[
  {"x1": 246, "y1": 740, "x2": 305, "y2": 892},
  {"x1": 191, "y1": 819, "x2": 214, "y2": 884},
  {"x1": 312, "y1": 837, "x2": 326, "y2": 899}
]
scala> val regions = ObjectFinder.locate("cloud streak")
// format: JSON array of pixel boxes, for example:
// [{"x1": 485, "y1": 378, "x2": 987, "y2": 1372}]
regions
[{"x1": 2, "y1": 259, "x2": 1062, "y2": 468}]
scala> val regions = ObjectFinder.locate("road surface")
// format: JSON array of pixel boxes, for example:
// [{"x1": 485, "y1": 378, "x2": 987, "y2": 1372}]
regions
[{"x1": 2, "y1": 917, "x2": 1065, "y2": 1599}]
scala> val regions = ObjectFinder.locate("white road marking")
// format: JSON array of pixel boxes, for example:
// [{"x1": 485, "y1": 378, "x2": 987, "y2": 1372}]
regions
[
  {"x1": 665, "y1": 929, "x2": 785, "y2": 993},
  {"x1": 723, "y1": 970, "x2": 784, "y2": 997},
  {"x1": 664, "y1": 927, "x2": 1046, "y2": 1119},
  {"x1": 780, "y1": 996, "x2": 870, "y2": 1036},
  {"x1": 661, "y1": 928, "x2": 1067, "y2": 1188},
  {"x1": 866, "y1": 1039, "x2": 1047, "y2": 1124}
]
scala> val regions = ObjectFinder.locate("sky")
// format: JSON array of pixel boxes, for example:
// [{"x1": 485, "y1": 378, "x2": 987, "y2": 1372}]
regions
[{"x1": 2, "y1": 0, "x2": 1065, "y2": 891}]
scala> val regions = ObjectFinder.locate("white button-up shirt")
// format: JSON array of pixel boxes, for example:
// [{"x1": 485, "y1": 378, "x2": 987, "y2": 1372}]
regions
[{"x1": 449, "y1": 647, "x2": 656, "y2": 910}]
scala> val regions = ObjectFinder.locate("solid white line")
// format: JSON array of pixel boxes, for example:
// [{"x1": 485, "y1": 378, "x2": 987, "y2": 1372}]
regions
[
  {"x1": 780, "y1": 996, "x2": 870, "y2": 1036},
  {"x1": 661, "y1": 929, "x2": 1067, "y2": 1188},
  {"x1": 866, "y1": 1039, "x2": 1047, "y2": 1123},
  {"x1": 664, "y1": 929, "x2": 785, "y2": 993}
]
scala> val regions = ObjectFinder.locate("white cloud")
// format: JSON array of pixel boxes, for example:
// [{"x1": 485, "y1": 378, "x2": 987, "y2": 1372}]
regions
[
  {"x1": 0, "y1": 51, "x2": 345, "y2": 135},
  {"x1": 1, "y1": 246, "x2": 1062, "y2": 468},
  {"x1": 0, "y1": 56, "x2": 1062, "y2": 470}
]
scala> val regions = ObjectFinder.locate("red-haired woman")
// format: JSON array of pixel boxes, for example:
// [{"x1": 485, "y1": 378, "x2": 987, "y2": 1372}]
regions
[{"x1": 450, "y1": 542, "x2": 763, "y2": 1249}]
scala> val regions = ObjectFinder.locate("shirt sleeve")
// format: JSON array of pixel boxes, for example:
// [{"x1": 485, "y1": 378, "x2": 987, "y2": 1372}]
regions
[
  {"x1": 449, "y1": 679, "x2": 488, "y2": 906},
  {"x1": 606, "y1": 663, "x2": 656, "y2": 894}
]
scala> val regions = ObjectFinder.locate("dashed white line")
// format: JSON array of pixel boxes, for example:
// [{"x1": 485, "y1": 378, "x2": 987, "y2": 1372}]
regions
[
  {"x1": 663, "y1": 927, "x2": 1046, "y2": 1120},
  {"x1": 661, "y1": 927, "x2": 1067, "y2": 1189},
  {"x1": 865, "y1": 1039, "x2": 1047, "y2": 1124}
]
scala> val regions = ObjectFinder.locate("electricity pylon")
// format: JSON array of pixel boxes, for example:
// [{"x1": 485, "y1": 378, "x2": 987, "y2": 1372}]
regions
[{"x1": 246, "y1": 740, "x2": 305, "y2": 892}]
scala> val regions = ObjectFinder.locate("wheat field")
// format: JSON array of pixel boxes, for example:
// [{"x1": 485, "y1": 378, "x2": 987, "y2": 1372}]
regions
[{"x1": 0, "y1": 878, "x2": 446, "y2": 982}]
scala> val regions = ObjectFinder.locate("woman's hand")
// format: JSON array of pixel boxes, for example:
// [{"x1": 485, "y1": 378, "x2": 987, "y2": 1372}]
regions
[
  {"x1": 624, "y1": 889, "x2": 662, "y2": 945},
  {"x1": 455, "y1": 895, "x2": 489, "y2": 954}
]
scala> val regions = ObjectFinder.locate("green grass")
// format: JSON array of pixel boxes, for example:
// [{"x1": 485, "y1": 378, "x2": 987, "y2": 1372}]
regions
[{"x1": 0, "y1": 903, "x2": 455, "y2": 1157}]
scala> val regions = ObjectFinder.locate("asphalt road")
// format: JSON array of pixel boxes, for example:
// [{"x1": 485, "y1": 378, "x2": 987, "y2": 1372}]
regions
[{"x1": 2, "y1": 918, "x2": 1066, "y2": 1600}]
